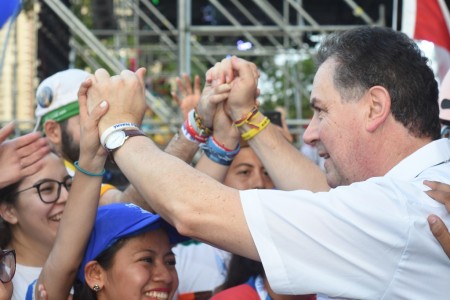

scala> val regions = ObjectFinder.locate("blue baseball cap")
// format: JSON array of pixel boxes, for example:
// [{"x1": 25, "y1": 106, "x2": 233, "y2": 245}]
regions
[{"x1": 77, "y1": 203, "x2": 189, "y2": 282}]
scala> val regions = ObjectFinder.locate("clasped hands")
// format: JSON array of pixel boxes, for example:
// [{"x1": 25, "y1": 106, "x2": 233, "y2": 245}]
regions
[{"x1": 82, "y1": 57, "x2": 260, "y2": 146}]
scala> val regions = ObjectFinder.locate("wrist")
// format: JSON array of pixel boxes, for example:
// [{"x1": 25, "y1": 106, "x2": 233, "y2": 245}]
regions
[
  {"x1": 211, "y1": 133, "x2": 239, "y2": 150},
  {"x1": 233, "y1": 109, "x2": 270, "y2": 142},
  {"x1": 100, "y1": 122, "x2": 140, "y2": 147},
  {"x1": 200, "y1": 136, "x2": 240, "y2": 166},
  {"x1": 74, "y1": 160, "x2": 105, "y2": 177}
]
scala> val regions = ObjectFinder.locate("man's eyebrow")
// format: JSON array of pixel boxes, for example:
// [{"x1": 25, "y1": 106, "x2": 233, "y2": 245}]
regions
[{"x1": 234, "y1": 162, "x2": 254, "y2": 168}]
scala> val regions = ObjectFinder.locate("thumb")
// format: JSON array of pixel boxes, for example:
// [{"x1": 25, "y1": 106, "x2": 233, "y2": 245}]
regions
[
  {"x1": 135, "y1": 67, "x2": 147, "y2": 85},
  {"x1": 90, "y1": 100, "x2": 109, "y2": 126}
]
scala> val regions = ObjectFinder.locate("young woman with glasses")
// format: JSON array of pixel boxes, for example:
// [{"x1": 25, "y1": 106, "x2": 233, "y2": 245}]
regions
[
  {"x1": 0, "y1": 79, "x2": 111, "y2": 299},
  {"x1": 0, "y1": 151, "x2": 71, "y2": 299}
]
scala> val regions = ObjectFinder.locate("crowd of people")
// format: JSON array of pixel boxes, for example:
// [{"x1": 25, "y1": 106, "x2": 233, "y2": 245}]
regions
[{"x1": 1, "y1": 26, "x2": 450, "y2": 300}]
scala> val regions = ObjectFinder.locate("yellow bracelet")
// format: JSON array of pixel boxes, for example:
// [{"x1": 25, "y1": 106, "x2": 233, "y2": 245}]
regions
[{"x1": 241, "y1": 117, "x2": 270, "y2": 141}]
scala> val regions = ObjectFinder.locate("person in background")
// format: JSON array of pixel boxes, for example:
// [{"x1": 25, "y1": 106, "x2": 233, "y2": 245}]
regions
[
  {"x1": 0, "y1": 150, "x2": 71, "y2": 300},
  {"x1": 0, "y1": 122, "x2": 49, "y2": 300}
]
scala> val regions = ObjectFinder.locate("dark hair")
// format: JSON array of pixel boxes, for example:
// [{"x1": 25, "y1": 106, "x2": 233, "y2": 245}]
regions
[
  {"x1": 73, "y1": 238, "x2": 128, "y2": 300},
  {"x1": 59, "y1": 119, "x2": 80, "y2": 163},
  {"x1": 0, "y1": 181, "x2": 22, "y2": 248},
  {"x1": 316, "y1": 26, "x2": 441, "y2": 140},
  {"x1": 215, "y1": 254, "x2": 264, "y2": 293}
]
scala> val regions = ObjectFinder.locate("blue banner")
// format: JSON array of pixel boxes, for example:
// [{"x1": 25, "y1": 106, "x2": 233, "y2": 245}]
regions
[{"x1": 0, "y1": 0, "x2": 21, "y2": 29}]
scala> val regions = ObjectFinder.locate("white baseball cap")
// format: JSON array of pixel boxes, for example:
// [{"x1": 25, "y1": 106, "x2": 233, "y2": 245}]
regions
[{"x1": 34, "y1": 69, "x2": 90, "y2": 130}]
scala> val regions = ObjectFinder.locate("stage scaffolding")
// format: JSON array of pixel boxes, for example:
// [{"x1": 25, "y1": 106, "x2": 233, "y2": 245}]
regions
[{"x1": 40, "y1": 0, "x2": 392, "y2": 142}]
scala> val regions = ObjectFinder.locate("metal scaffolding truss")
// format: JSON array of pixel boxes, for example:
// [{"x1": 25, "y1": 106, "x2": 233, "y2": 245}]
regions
[{"x1": 43, "y1": 0, "x2": 393, "y2": 135}]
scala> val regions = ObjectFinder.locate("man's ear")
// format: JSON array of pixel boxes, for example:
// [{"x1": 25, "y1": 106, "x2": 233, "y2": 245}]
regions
[
  {"x1": 84, "y1": 261, "x2": 106, "y2": 291},
  {"x1": 0, "y1": 202, "x2": 18, "y2": 225},
  {"x1": 365, "y1": 85, "x2": 391, "y2": 132},
  {"x1": 43, "y1": 120, "x2": 62, "y2": 145}
]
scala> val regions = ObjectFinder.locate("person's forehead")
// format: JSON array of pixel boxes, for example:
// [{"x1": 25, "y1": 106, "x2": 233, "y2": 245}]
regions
[
  {"x1": 231, "y1": 147, "x2": 264, "y2": 168},
  {"x1": 19, "y1": 153, "x2": 66, "y2": 186},
  {"x1": 310, "y1": 61, "x2": 340, "y2": 104}
]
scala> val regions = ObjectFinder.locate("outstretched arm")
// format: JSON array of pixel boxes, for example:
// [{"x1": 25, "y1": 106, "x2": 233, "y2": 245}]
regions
[
  {"x1": 0, "y1": 122, "x2": 50, "y2": 189},
  {"x1": 425, "y1": 180, "x2": 450, "y2": 259},
  {"x1": 34, "y1": 79, "x2": 108, "y2": 299},
  {"x1": 86, "y1": 69, "x2": 259, "y2": 260}
]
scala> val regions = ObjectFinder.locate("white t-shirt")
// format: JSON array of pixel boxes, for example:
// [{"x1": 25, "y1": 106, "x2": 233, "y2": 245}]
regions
[
  {"x1": 241, "y1": 139, "x2": 450, "y2": 299},
  {"x1": 12, "y1": 264, "x2": 41, "y2": 300},
  {"x1": 174, "y1": 240, "x2": 231, "y2": 296}
]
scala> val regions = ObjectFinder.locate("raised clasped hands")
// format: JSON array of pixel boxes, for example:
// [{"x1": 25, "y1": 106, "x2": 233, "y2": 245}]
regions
[
  {"x1": 83, "y1": 68, "x2": 148, "y2": 136},
  {"x1": 194, "y1": 56, "x2": 261, "y2": 146}
]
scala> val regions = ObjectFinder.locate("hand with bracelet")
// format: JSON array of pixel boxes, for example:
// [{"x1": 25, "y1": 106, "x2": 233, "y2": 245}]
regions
[
  {"x1": 77, "y1": 78, "x2": 110, "y2": 174},
  {"x1": 196, "y1": 62, "x2": 233, "y2": 129},
  {"x1": 86, "y1": 68, "x2": 147, "y2": 135}
]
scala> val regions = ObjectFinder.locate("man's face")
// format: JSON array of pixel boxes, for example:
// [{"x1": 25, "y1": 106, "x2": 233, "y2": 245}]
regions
[
  {"x1": 303, "y1": 59, "x2": 368, "y2": 188},
  {"x1": 60, "y1": 115, "x2": 81, "y2": 163},
  {"x1": 224, "y1": 147, "x2": 274, "y2": 190}
]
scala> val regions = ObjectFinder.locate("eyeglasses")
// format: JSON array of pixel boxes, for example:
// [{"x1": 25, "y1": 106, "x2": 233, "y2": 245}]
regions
[
  {"x1": 0, "y1": 249, "x2": 16, "y2": 283},
  {"x1": 14, "y1": 175, "x2": 73, "y2": 204}
]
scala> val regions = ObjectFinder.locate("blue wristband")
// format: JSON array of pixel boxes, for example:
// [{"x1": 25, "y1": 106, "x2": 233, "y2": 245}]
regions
[
  {"x1": 201, "y1": 136, "x2": 240, "y2": 166},
  {"x1": 74, "y1": 161, "x2": 106, "y2": 177}
]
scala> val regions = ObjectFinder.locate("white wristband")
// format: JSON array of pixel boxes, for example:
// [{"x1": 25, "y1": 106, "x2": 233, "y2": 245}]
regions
[{"x1": 100, "y1": 122, "x2": 140, "y2": 146}]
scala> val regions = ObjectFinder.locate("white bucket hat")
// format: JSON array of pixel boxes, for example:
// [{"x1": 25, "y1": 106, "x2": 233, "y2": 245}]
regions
[{"x1": 34, "y1": 69, "x2": 90, "y2": 131}]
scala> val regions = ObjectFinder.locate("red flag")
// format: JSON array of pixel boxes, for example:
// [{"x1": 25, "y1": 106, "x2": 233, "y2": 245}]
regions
[{"x1": 402, "y1": 0, "x2": 450, "y2": 81}]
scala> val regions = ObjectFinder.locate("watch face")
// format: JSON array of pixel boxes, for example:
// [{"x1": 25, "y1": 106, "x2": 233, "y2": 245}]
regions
[{"x1": 105, "y1": 131, "x2": 126, "y2": 150}]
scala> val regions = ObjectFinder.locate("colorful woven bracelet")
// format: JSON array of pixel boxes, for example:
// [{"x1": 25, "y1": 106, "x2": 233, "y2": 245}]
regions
[
  {"x1": 184, "y1": 119, "x2": 208, "y2": 143},
  {"x1": 234, "y1": 106, "x2": 259, "y2": 128},
  {"x1": 74, "y1": 161, "x2": 106, "y2": 177},
  {"x1": 241, "y1": 117, "x2": 270, "y2": 141},
  {"x1": 200, "y1": 136, "x2": 240, "y2": 166}
]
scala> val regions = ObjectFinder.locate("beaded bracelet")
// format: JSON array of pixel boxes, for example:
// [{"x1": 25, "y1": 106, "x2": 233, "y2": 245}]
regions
[
  {"x1": 241, "y1": 117, "x2": 270, "y2": 141},
  {"x1": 200, "y1": 136, "x2": 240, "y2": 166},
  {"x1": 192, "y1": 109, "x2": 212, "y2": 136},
  {"x1": 74, "y1": 161, "x2": 106, "y2": 177}
]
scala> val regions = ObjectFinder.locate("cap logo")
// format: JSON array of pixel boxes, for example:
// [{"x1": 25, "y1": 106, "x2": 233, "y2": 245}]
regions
[{"x1": 36, "y1": 86, "x2": 53, "y2": 108}]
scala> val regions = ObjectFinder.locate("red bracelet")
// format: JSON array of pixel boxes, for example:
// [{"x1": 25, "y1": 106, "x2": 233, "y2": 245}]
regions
[{"x1": 212, "y1": 136, "x2": 234, "y2": 152}]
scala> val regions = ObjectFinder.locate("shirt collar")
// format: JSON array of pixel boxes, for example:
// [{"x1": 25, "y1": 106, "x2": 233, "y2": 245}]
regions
[{"x1": 385, "y1": 139, "x2": 450, "y2": 181}]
